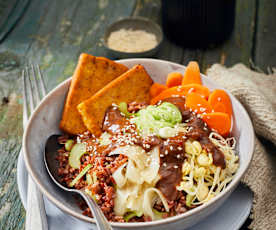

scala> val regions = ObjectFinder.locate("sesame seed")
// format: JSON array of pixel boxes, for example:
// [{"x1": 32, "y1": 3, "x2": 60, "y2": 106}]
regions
[
  {"x1": 163, "y1": 163, "x2": 167, "y2": 167},
  {"x1": 177, "y1": 146, "x2": 182, "y2": 151},
  {"x1": 188, "y1": 88, "x2": 194, "y2": 94},
  {"x1": 165, "y1": 150, "x2": 169, "y2": 155},
  {"x1": 160, "y1": 154, "x2": 164, "y2": 157},
  {"x1": 177, "y1": 154, "x2": 181, "y2": 159},
  {"x1": 169, "y1": 146, "x2": 174, "y2": 151},
  {"x1": 173, "y1": 165, "x2": 179, "y2": 169}
]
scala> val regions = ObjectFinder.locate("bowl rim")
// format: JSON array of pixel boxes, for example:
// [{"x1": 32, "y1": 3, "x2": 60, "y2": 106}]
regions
[
  {"x1": 23, "y1": 58, "x2": 255, "y2": 228},
  {"x1": 103, "y1": 16, "x2": 164, "y2": 55}
]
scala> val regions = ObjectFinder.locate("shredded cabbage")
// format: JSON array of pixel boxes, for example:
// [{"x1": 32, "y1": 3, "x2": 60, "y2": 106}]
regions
[{"x1": 177, "y1": 133, "x2": 239, "y2": 205}]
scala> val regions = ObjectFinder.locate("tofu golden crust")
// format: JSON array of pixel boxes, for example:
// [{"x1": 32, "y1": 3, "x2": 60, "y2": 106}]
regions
[
  {"x1": 77, "y1": 65, "x2": 153, "y2": 136},
  {"x1": 59, "y1": 53, "x2": 128, "y2": 134}
]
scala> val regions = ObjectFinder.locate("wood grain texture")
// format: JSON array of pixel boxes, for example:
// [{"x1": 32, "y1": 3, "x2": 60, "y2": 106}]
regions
[
  {"x1": 0, "y1": 0, "x2": 275, "y2": 229},
  {"x1": 0, "y1": 1, "x2": 136, "y2": 229},
  {"x1": 254, "y1": 0, "x2": 276, "y2": 71}
]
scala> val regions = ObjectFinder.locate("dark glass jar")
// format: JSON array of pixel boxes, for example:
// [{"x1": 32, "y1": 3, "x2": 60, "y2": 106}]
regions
[{"x1": 161, "y1": 0, "x2": 236, "y2": 47}]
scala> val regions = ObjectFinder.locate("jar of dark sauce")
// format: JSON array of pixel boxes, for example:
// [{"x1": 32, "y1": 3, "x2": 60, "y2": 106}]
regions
[{"x1": 161, "y1": 0, "x2": 236, "y2": 48}]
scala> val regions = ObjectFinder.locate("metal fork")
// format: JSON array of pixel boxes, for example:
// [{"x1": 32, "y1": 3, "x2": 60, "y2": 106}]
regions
[{"x1": 23, "y1": 65, "x2": 48, "y2": 230}]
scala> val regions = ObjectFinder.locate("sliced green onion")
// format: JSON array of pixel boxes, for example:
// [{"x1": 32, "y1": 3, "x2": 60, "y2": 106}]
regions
[
  {"x1": 65, "y1": 139, "x2": 74, "y2": 151},
  {"x1": 186, "y1": 194, "x2": 195, "y2": 207},
  {"x1": 69, "y1": 164, "x2": 92, "y2": 187},
  {"x1": 118, "y1": 102, "x2": 132, "y2": 118},
  {"x1": 153, "y1": 208, "x2": 166, "y2": 220},
  {"x1": 124, "y1": 211, "x2": 143, "y2": 222},
  {"x1": 68, "y1": 143, "x2": 87, "y2": 169},
  {"x1": 86, "y1": 173, "x2": 93, "y2": 185}
]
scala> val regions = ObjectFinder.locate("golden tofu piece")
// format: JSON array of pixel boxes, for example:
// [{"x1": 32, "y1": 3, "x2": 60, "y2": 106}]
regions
[
  {"x1": 77, "y1": 65, "x2": 153, "y2": 136},
  {"x1": 59, "y1": 53, "x2": 128, "y2": 134}
]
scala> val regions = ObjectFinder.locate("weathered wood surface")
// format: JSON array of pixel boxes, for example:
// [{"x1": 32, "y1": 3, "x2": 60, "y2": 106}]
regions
[
  {"x1": 0, "y1": 0, "x2": 275, "y2": 229},
  {"x1": 254, "y1": 0, "x2": 276, "y2": 72}
]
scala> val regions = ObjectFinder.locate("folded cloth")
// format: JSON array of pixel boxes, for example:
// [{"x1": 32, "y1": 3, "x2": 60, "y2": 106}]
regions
[{"x1": 207, "y1": 64, "x2": 276, "y2": 230}]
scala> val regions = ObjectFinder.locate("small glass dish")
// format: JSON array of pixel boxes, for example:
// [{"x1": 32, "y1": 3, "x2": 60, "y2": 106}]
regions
[{"x1": 103, "y1": 17, "x2": 163, "y2": 59}]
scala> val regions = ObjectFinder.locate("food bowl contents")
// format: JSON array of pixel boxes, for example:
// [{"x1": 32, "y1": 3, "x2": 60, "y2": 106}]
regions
[
  {"x1": 107, "y1": 28, "x2": 158, "y2": 53},
  {"x1": 56, "y1": 54, "x2": 239, "y2": 222}
]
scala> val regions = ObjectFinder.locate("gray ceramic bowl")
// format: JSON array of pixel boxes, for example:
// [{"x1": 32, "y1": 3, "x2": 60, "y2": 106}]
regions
[
  {"x1": 23, "y1": 59, "x2": 254, "y2": 230},
  {"x1": 103, "y1": 17, "x2": 163, "y2": 59}
]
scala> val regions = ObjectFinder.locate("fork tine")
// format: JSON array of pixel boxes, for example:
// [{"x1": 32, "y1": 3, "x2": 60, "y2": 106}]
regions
[
  {"x1": 36, "y1": 64, "x2": 47, "y2": 97},
  {"x1": 25, "y1": 67, "x2": 35, "y2": 112},
  {"x1": 31, "y1": 64, "x2": 41, "y2": 103},
  {"x1": 22, "y1": 70, "x2": 29, "y2": 128}
]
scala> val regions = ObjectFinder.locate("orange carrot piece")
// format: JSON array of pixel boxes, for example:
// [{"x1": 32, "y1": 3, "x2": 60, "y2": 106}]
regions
[
  {"x1": 150, "y1": 83, "x2": 168, "y2": 98},
  {"x1": 166, "y1": 72, "x2": 183, "y2": 87},
  {"x1": 201, "y1": 112, "x2": 231, "y2": 136},
  {"x1": 185, "y1": 92, "x2": 212, "y2": 114},
  {"x1": 182, "y1": 61, "x2": 202, "y2": 85},
  {"x1": 182, "y1": 84, "x2": 210, "y2": 99},
  {"x1": 208, "y1": 89, "x2": 232, "y2": 118},
  {"x1": 150, "y1": 84, "x2": 210, "y2": 105},
  {"x1": 150, "y1": 86, "x2": 185, "y2": 105}
]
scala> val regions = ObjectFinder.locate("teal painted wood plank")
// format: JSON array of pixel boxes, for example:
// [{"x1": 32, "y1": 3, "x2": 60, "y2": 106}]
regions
[
  {"x1": 0, "y1": 1, "x2": 137, "y2": 229},
  {"x1": 254, "y1": 0, "x2": 276, "y2": 71},
  {"x1": 24, "y1": 0, "x2": 137, "y2": 90},
  {"x1": 0, "y1": 139, "x2": 25, "y2": 230}
]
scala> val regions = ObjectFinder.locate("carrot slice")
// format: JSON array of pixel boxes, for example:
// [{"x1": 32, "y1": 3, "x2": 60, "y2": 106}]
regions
[
  {"x1": 208, "y1": 89, "x2": 232, "y2": 118},
  {"x1": 185, "y1": 92, "x2": 212, "y2": 114},
  {"x1": 182, "y1": 61, "x2": 202, "y2": 85},
  {"x1": 182, "y1": 84, "x2": 210, "y2": 99},
  {"x1": 150, "y1": 86, "x2": 185, "y2": 105},
  {"x1": 150, "y1": 84, "x2": 210, "y2": 105},
  {"x1": 150, "y1": 83, "x2": 168, "y2": 98},
  {"x1": 201, "y1": 112, "x2": 231, "y2": 136},
  {"x1": 166, "y1": 72, "x2": 183, "y2": 88}
]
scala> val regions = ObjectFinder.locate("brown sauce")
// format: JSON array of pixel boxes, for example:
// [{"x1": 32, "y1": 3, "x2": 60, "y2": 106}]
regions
[
  {"x1": 102, "y1": 106, "x2": 129, "y2": 134},
  {"x1": 101, "y1": 99, "x2": 226, "y2": 201},
  {"x1": 156, "y1": 134, "x2": 186, "y2": 201},
  {"x1": 163, "y1": 97, "x2": 226, "y2": 169}
]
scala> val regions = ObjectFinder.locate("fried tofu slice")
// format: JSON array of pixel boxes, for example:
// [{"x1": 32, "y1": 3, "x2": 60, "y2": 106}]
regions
[
  {"x1": 60, "y1": 53, "x2": 128, "y2": 134},
  {"x1": 77, "y1": 65, "x2": 153, "y2": 136}
]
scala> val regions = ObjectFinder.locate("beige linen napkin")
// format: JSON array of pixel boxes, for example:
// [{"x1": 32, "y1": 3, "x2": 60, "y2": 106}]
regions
[{"x1": 207, "y1": 64, "x2": 276, "y2": 230}]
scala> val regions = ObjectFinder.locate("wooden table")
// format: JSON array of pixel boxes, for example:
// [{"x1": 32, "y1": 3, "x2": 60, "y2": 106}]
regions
[{"x1": 0, "y1": 0, "x2": 275, "y2": 229}]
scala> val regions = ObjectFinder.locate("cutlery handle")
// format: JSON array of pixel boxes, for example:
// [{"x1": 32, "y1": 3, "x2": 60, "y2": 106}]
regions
[
  {"x1": 79, "y1": 191, "x2": 113, "y2": 230},
  {"x1": 26, "y1": 176, "x2": 48, "y2": 230}
]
